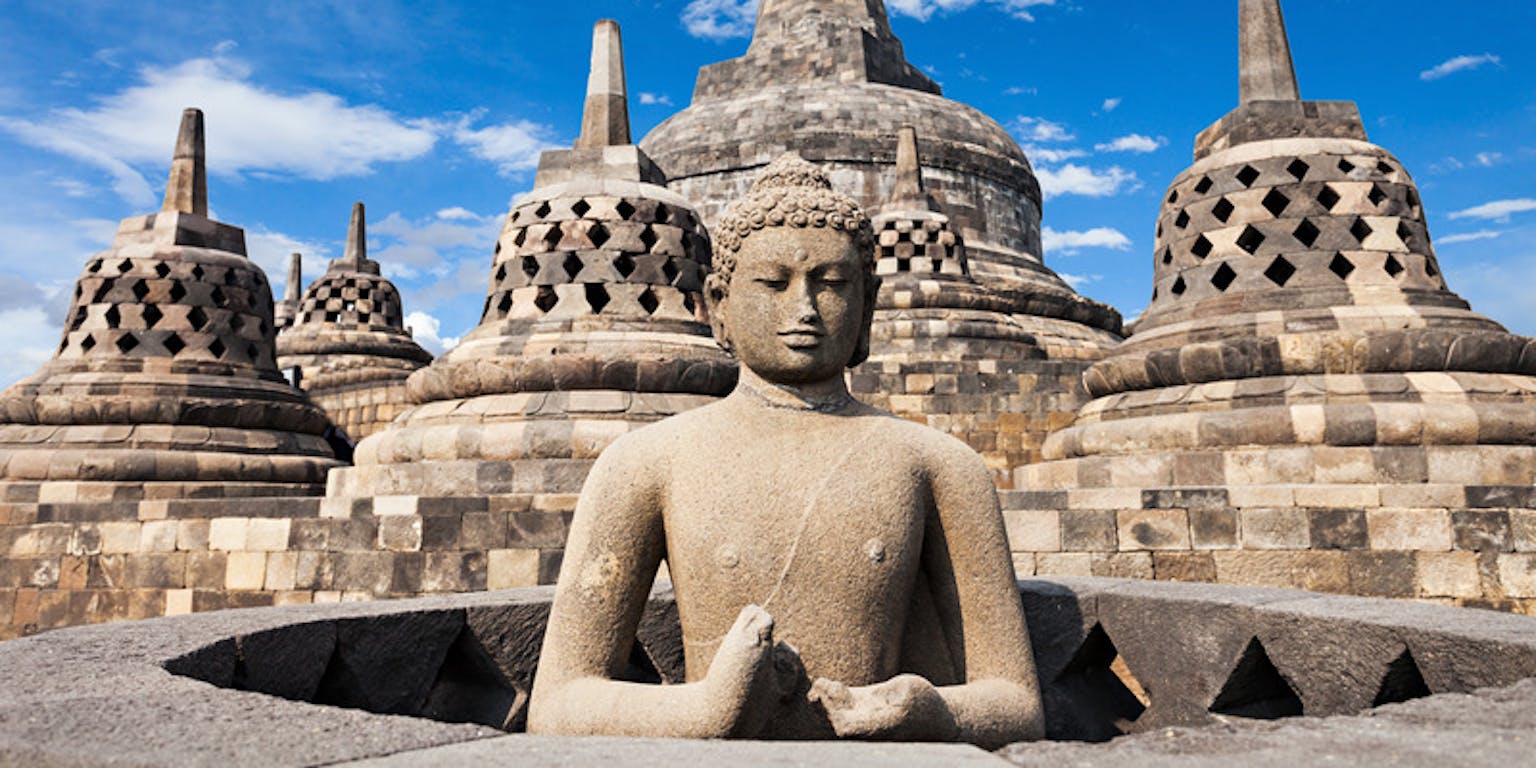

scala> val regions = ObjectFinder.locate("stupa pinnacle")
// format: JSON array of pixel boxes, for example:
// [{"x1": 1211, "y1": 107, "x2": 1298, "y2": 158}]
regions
[
  {"x1": 0, "y1": 108, "x2": 339, "y2": 501},
  {"x1": 275, "y1": 252, "x2": 303, "y2": 332},
  {"x1": 1239, "y1": 0, "x2": 1300, "y2": 103},
  {"x1": 275, "y1": 203, "x2": 433, "y2": 440}
]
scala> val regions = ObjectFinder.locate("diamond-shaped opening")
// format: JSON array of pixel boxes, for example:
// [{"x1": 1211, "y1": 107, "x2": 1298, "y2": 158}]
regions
[
  {"x1": 1211, "y1": 263, "x2": 1238, "y2": 292},
  {"x1": 169, "y1": 282, "x2": 187, "y2": 303},
  {"x1": 496, "y1": 292, "x2": 514, "y2": 313},
  {"x1": 1209, "y1": 638, "x2": 1303, "y2": 720},
  {"x1": 571, "y1": 199, "x2": 591, "y2": 218},
  {"x1": 117, "y1": 258, "x2": 134, "y2": 274},
  {"x1": 1156, "y1": 223, "x2": 1164, "y2": 238},
  {"x1": 1330, "y1": 253, "x2": 1356, "y2": 279},
  {"x1": 87, "y1": 260, "x2": 102, "y2": 273},
  {"x1": 230, "y1": 314, "x2": 245, "y2": 331},
  {"x1": 104, "y1": 305, "x2": 122, "y2": 328},
  {"x1": 562, "y1": 252, "x2": 585, "y2": 280},
  {"x1": 587, "y1": 222, "x2": 610, "y2": 249},
  {"x1": 1264, "y1": 256, "x2": 1297, "y2": 286},
  {"x1": 520, "y1": 256, "x2": 539, "y2": 279},
  {"x1": 1425, "y1": 259, "x2": 1440, "y2": 278},
  {"x1": 585, "y1": 283, "x2": 610, "y2": 314},
  {"x1": 542, "y1": 226, "x2": 563, "y2": 250},
  {"x1": 1377, "y1": 161, "x2": 1395, "y2": 176},
  {"x1": 1368, "y1": 184, "x2": 1388, "y2": 207},
  {"x1": 1161, "y1": 247, "x2": 1173, "y2": 266},
  {"x1": 534, "y1": 201, "x2": 552, "y2": 219},
  {"x1": 638, "y1": 287, "x2": 660, "y2": 315},
  {"x1": 1236, "y1": 225, "x2": 1267, "y2": 255},
  {"x1": 615, "y1": 200, "x2": 636, "y2": 220},
  {"x1": 1174, "y1": 211, "x2": 1190, "y2": 229},
  {"x1": 245, "y1": 343, "x2": 259, "y2": 361},
  {"x1": 223, "y1": 269, "x2": 238, "y2": 286},
  {"x1": 1373, "y1": 649, "x2": 1431, "y2": 707},
  {"x1": 654, "y1": 203, "x2": 671, "y2": 225},
  {"x1": 1406, "y1": 187, "x2": 1421, "y2": 212},
  {"x1": 191, "y1": 264, "x2": 205, "y2": 280},
  {"x1": 70, "y1": 306, "x2": 88, "y2": 330},
  {"x1": 114, "y1": 333, "x2": 139, "y2": 353},
  {"x1": 210, "y1": 286, "x2": 228, "y2": 307},
  {"x1": 188, "y1": 306, "x2": 208, "y2": 331},
  {"x1": 325, "y1": 311, "x2": 340, "y2": 323},
  {"x1": 163, "y1": 333, "x2": 185, "y2": 355},
  {"x1": 1338, "y1": 158, "x2": 1356, "y2": 174},
  {"x1": 1396, "y1": 221, "x2": 1415, "y2": 249},
  {"x1": 1317, "y1": 185, "x2": 1342, "y2": 211},
  {"x1": 512, "y1": 228, "x2": 528, "y2": 248},
  {"x1": 1194, "y1": 176, "x2": 1213, "y2": 195},
  {"x1": 493, "y1": 241, "x2": 502, "y2": 257},
  {"x1": 1384, "y1": 255, "x2": 1405, "y2": 278},
  {"x1": 1191, "y1": 235, "x2": 1213, "y2": 260},
  {"x1": 494, "y1": 264, "x2": 508, "y2": 283},
  {"x1": 662, "y1": 258, "x2": 680, "y2": 284},
  {"x1": 1286, "y1": 158, "x2": 1310, "y2": 180},
  {"x1": 358, "y1": 311, "x2": 371, "y2": 324},
  {"x1": 534, "y1": 286, "x2": 558, "y2": 313},
  {"x1": 92, "y1": 279, "x2": 115, "y2": 303},
  {"x1": 1293, "y1": 219, "x2": 1321, "y2": 248},
  {"x1": 1171, "y1": 276, "x2": 1187, "y2": 296},
  {"x1": 80, "y1": 334, "x2": 96, "y2": 352},
  {"x1": 154, "y1": 262, "x2": 171, "y2": 278},
  {"x1": 1050, "y1": 624, "x2": 1149, "y2": 743},
  {"x1": 639, "y1": 225, "x2": 659, "y2": 251},
  {"x1": 1262, "y1": 189, "x2": 1290, "y2": 218},
  {"x1": 1236, "y1": 165, "x2": 1261, "y2": 188},
  {"x1": 1350, "y1": 217, "x2": 1374, "y2": 243},
  {"x1": 683, "y1": 292, "x2": 697, "y2": 315},
  {"x1": 1167, "y1": 189, "x2": 1179, "y2": 205},
  {"x1": 614, "y1": 253, "x2": 637, "y2": 279},
  {"x1": 1212, "y1": 198, "x2": 1235, "y2": 224},
  {"x1": 131, "y1": 280, "x2": 151, "y2": 301}
]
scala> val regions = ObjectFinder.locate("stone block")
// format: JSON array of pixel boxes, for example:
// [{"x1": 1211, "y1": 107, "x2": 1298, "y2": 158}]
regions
[
  {"x1": 1004, "y1": 510, "x2": 1059, "y2": 552},
  {"x1": 1034, "y1": 552, "x2": 1093, "y2": 577},
  {"x1": 1239, "y1": 508, "x2": 1310, "y2": 549},
  {"x1": 185, "y1": 552, "x2": 227, "y2": 590},
  {"x1": 1295, "y1": 485, "x2": 1380, "y2": 508},
  {"x1": 164, "y1": 588, "x2": 193, "y2": 616},
  {"x1": 176, "y1": 520, "x2": 210, "y2": 551},
  {"x1": 1153, "y1": 552, "x2": 1218, "y2": 583},
  {"x1": 378, "y1": 516, "x2": 423, "y2": 553},
  {"x1": 246, "y1": 519, "x2": 292, "y2": 552},
  {"x1": 265, "y1": 552, "x2": 298, "y2": 592},
  {"x1": 225, "y1": 552, "x2": 267, "y2": 591},
  {"x1": 1514, "y1": 510, "x2": 1536, "y2": 553},
  {"x1": 1228, "y1": 485, "x2": 1295, "y2": 508},
  {"x1": 208, "y1": 518, "x2": 247, "y2": 551},
  {"x1": 1498, "y1": 554, "x2": 1536, "y2": 598},
  {"x1": 422, "y1": 552, "x2": 486, "y2": 593},
  {"x1": 1347, "y1": 552, "x2": 1417, "y2": 598},
  {"x1": 1090, "y1": 552, "x2": 1153, "y2": 579},
  {"x1": 1116, "y1": 509, "x2": 1191, "y2": 551},
  {"x1": 138, "y1": 520, "x2": 178, "y2": 553},
  {"x1": 487, "y1": 549, "x2": 541, "y2": 590},
  {"x1": 1212, "y1": 551, "x2": 1348, "y2": 593},
  {"x1": 1367, "y1": 509, "x2": 1453, "y2": 551},
  {"x1": 58, "y1": 556, "x2": 88, "y2": 591},
  {"x1": 1308, "y1": 509, "x2": 1368, "y2": 550},
  {"x1": 1417, "y1": 552, "x2": 1481, "y2": 599},
  {"x1": 99, "y1": 522, "x2": 141, "y2": 554},
  {"x1": 460, "y1": 512, "x2": 506, "y2": 551},
  {"x1": 1452, "y1": 511, "x2": 1513, "y2": 552},
  {"x1": 1188, "y1": 508, "x2": 1238, "y2": 550}
]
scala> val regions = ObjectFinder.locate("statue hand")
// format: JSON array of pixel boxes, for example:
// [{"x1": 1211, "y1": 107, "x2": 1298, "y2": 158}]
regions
[
  {"x1": 704, "y1": 605, "x2": 804, "y2": 737},
  {"x1": 809, "y1": 674, "x2": 957, "y2": 742}
]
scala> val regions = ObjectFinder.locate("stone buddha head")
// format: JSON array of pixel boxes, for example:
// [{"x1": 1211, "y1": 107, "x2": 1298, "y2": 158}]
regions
[{"x1": 706, "y1": 153, "x2": 880, "y2": 386}]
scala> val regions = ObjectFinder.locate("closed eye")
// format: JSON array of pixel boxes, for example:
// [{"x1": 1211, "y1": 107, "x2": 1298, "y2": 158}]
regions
[{"x1": 755, "y1": 278, "x2": 789, "y2": 290}]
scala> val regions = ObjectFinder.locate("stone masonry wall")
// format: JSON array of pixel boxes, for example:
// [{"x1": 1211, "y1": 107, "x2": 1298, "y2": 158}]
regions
[{"x1": 1001, "y1": 486, "x2": 1536, "y2": 615}]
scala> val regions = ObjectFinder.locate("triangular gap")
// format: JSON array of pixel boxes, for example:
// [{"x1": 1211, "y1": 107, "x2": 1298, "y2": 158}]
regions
[
  {"x1": 420, "y1": 625, "x2": 524, "y2": 730},
  {"x1": 1050, "y1": 623, "x2": 1149, "y2": 742},
  {"x1": 616, "y1": 637, "x2": 664, "y2": 685},
  {"x1": 1373, "y1": 647, "x2": 1432, "y2": 707},
  {"x1": 1209, "y1": 637, "x2": 1304, "y2": 719}
]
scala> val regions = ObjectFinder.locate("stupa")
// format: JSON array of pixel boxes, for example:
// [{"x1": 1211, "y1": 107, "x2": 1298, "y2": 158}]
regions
[
  {"x1": 273, "y1": 252, "x2": 302, "y2": 333},
  {"x1": 1013, "y1": 0, "x2": 1536, "y2": 607},
  {"x1": 0, "y1": 109, "x2": 339, "y2": 503},
  {"x1": 275, "y1": 203, "x2": 433, "y2": 441},
  {"x1": 329, "y1": 21, "x2": 734, "y2": 528}
]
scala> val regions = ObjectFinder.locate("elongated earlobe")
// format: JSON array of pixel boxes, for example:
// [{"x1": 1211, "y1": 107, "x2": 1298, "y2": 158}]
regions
[
  {"x1": 847, "y1": 273, "x2": 880, "y2": 368},
  {"x1": 705, "y1": 273, "x2": 734, "y2": 356}
]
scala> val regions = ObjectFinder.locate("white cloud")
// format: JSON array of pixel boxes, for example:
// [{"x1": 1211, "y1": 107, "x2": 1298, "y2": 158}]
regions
[
  {"x1": 1094, "y1": 134, "x2": 1165, "y2": 154},
  {"x1": 1035, "y1": 164, "x2": 1139, "y2": 199},
  {"x1": 1438, "y1": 230, "x2": 1504, "y2": 245},
  {"x1": 0, "y1": 306, "x2": 58, "y2": 389},
  {"x1": 682, "y1": 0, "x2": 758, "y2": 40},
  {"x1": 1449, "y1": 198, "x2": 1536, "y2": 222},
  {"x1": 1042, "y1": 227, "x2": 1132, "y2": 255},
  {"x1": 1445, "y1": 246, "x2": 1536, "y2": 337},
  {"x1": 0, "y1": 53, "x2": 439, "y2": 206},
  {"x1": 1058, "y1": 273, "x2": 1102, "y2": 290},
  {"x1": 1101, "y1": 97, "x2": 1122, "y2": 112},
  {"x1": 452, "y1": 115, "x2": 561, "y2": 176},
  {"x1": 435, "y1": 207, "x2": 480, "y2": 221},
  {"x1": 1004, "y1": 86, "x2": 1037, "y2": 96},
  {"x1": 403, "y1": 310, "x2": 460, "y2": 355},
  {"x1": 638, "y1": 92, "x2": 673, "y2": 107},
  {"x1": 1010, "y1": 116, "x2": 1074, "y2": 143},
  {"x1": 1022, "y1": 144, "x2": 1087, "y2": 164},
  {"x1": 1420, "y1": 53, "x2": 1501, "y2": 81},
  {"x1": 1475, "y1": 152, "x2": 1504, "y2": 167},
  {"x1": 888, "y1": 0, "x2": 1057, "y2": 22},
  {"x1": 244, "y1": 228, "x2": 331, "y2": 298}
]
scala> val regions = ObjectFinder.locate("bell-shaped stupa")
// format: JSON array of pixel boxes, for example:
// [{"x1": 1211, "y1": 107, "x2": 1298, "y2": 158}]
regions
[
  {"x1": 1014, "y1": 0, "x2": 1536, "y2": 605},
  {"x1": 851, "y1": 128, "x2": 1060, "y2": 476},
  {"x1": 275, "y1": 203, "x2": 433, "y2": 440},
  {"x1": 0, "y1": 109, "x2": 339, "y2": 502},
  {"x1": 330, "y1": 20, "x2": 734, "y2": 504}
]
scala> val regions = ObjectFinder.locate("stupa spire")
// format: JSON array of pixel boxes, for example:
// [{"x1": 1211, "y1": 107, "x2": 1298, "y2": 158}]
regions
[
  {"x1": 341, "y1": 202, "x2": 366, "y2": 265},
  {"x1": 1240, "y1": 0, "x2": 1301, "y2": 103},
  {"x1": 284, "y1": 253, "x2": 303, "y2": 304},
  {"x1": 161, "y1": 108, "x2": 207, "y2": 216},
  {"x1": 574, "y1": 19, "x2": 630, "y2": 149},
  {"x1": 888, "y1": 126, "x2": 940, "y2": 212}
]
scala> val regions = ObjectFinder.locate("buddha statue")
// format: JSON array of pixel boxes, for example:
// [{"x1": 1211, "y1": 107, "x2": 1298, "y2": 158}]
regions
[{"x1": 528, "y1": 154, "x2": 1043, "y2": 748}]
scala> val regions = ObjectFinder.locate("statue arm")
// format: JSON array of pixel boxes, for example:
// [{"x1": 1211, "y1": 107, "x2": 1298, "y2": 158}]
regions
[{"x1": 526, "y1": 441, "x2": 786, "y2": 739}]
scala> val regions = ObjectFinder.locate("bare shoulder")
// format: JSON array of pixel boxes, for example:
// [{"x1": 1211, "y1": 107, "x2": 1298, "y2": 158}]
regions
[
  {"x1": 592, "y1": 399, "x2": 733, "y2": 473},
  {"x1": 870, "y1": 411, "x2": 993, "y2": 483}
]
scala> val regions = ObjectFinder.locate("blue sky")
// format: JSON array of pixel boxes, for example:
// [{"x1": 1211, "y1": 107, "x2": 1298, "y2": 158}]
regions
[{"x1": 0, "y1": 0, "x2": 1531, "y2": 388}]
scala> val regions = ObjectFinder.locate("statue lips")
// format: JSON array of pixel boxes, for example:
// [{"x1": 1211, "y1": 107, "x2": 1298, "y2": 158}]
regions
[{"x1": 777, "y1": 328, "x2": 825, "y2": 350}]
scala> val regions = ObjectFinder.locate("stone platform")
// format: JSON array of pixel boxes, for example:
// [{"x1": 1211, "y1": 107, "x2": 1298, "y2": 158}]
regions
[{"x1": 2, "y1": 578, "x2": 1535, "y2": 765}]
